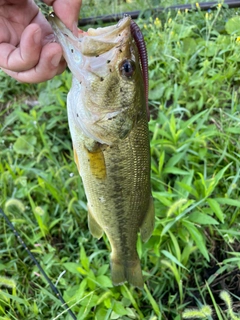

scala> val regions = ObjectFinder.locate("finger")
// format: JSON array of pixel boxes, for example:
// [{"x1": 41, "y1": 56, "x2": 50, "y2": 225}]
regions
[
  {"x1": 44, "y1": 0, "x2": 82, "y2": 34},
  {"x1": 2, "y1": 42, "x2": 66, "y2": 83},
  {"x1": 0, "y1": 24, "x2": 44, "y2": 72}
]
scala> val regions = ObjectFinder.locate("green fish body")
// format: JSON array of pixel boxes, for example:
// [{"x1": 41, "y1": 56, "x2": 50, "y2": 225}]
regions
[{"x1": 49, "y1": 14, "x2": 154, "y2": 288}]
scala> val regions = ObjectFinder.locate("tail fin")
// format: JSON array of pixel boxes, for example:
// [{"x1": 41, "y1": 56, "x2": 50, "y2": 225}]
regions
[{"x1": 110, "y1": 256, "x2": 144, "y2": 289}]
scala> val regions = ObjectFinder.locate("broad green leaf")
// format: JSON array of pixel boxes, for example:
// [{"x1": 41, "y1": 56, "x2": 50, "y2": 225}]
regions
[
  {"x1": 63, "y1": 262, "x2": 82, "y2": 275},
  {"x1": 181, "y1": 243, "x2": 197, "y2": 265},
  {"x1": 183, "y1": 220, "x2": 209, "y2": 261},
  {"x1": 113, "y1": 302, "x2": 128, "y2": 316},
  {"x1": 183, "y1": 109, "x2": 209, "y2": 129},
  {"x1": 149, "y1": 80, "x2": 165, "y2": 100},
  {"x1": 80, "y1": 246, "x2": 89, "y2": 271},
  {"x1": 189, "y1": 212, "x2": 219, "y2": 225},
  {"x1": 165, "y1": 152, "x2": 186, "y2": 168},
  {"x1": 198, "y1": 40, "x2": 219, "y2": 57},
  {"x1": 168, "y1": 231, "x2": 181, "y2": 261},
  {"x1": 163, "y1": 167, "x2": 189, "y2": 175},
  {"x1": 225, "y1": 127, "x2": 240, "y2": 134},
  {"x1": 225, "y1": 16, "x2": 240, "y2": 34},
  {"x1": 161, "y1": 250, "x2": 188, "y2": 270},
  {"x1": 97, "y1": 264, "x2": 109, "y2": 276},
  {"x1": 152, "y1": 192, "x2": 173, "y2": 206},
  {"x1": 95, "y1": 308, "x2": 110, "y2": 320},
  {"x1": 182, "y1": 37, "x2": 197, "y2": 55},
  {"x1": 171, "y1": 22, "x2": 196, "y2": 40},
  {"x1": 222, "y1": 257, "x2": 240, "y2": 264},
  {"x1": 158, "y1": 150, "x2": 165, "y2": 173},
  {"x1": 176, "y1": 182, "x2": 199, "y2": 199},
  {"x1": 13, "y1": 135, "x2": 36, "y2": 154},
  {"x1": 96, "y1": 275, "x2": 112, "y2": 288},
  {"x1": 0, "y1": 290, "x2": 27, "y2": 304},
  {"x1": 175, "y1": 170, "x2": 194, "y2": 198},
  {"x1": 207, "y1": 198, "x2": 224, "y2": 222},
  {"x1": 216, "y1": 198, "x2": 240, "y2": 207},
  {"x1": 200, "y1": 163, "x2": 232, "y2": 197}
]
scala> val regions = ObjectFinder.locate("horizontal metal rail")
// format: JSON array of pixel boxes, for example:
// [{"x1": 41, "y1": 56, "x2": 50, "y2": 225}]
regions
[{"x1": 78, "y1": 0, "x2": 240, "y2": 26}]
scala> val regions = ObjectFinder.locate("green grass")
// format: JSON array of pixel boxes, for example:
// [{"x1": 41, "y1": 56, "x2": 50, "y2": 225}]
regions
[
  {"x1": 37, "y1": 0, "x2": 219, "y2": 21},
  {"x1": 1, "y1": 1, "x2": 240, "y2": 319},
  {"x1": 78, "y1": 0, "x2": 225, "y2": 19}
]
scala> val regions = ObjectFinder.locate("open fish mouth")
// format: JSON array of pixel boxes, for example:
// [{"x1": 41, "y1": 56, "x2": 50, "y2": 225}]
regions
[
  {"x1": 48, "y1": 12, "x2": 149, "y2": 121},
  {"x1": 48, "y1": 13, "x2": 135, "y2": 145},
  {"x1": 48, "y1": 12, "x2": 131, "y2": 57}
]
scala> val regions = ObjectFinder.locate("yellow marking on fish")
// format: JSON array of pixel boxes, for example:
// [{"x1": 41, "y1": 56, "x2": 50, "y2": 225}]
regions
[
  {"x1": 73, "y1": 147, "x2": 80, "y2": 173},
  {"x1": 87, "y1": 148, "x2": 106, "y2": 179}
]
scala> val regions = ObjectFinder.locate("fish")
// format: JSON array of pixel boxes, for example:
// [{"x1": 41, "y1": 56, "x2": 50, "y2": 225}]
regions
[{"x1": 48, "y1": 13, "x2": 154, "y2": 288}]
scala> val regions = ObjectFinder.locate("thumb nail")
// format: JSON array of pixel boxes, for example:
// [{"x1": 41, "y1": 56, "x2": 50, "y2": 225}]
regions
[
  {"x1": 51, "y1": 52, "x2": 62, "y2": 67},
  {"x1": 33, "y1": 29, "x2": 41, "y2": 45},
  {"x1": 72, "y1": 23, "x2": 79, "y2": 36}
]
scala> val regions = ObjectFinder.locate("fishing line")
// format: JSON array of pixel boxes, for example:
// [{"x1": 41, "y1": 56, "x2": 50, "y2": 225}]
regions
[{"x1": 0, "y1": 207, "x2": 77, "y2": 320}]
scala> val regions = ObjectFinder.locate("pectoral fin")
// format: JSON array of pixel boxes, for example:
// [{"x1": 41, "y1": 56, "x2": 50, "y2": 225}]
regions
[
  {"x1": 73, "y1": 147, "x2": 80, "y2": 173},
  {"x1": 85, "y1": 146, "x2": 106, "y2": 180},
  {"x1": 88, "y1": 205, "x2": 103, "y2": 239},
  {"x1": 140, "y1": 196, "x2": 155, "y2": 242}
]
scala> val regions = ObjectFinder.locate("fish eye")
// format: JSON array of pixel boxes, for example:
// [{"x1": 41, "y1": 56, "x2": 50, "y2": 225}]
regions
[{"x1": 119, "y1": 59, "x2": 135, "y2": 78}]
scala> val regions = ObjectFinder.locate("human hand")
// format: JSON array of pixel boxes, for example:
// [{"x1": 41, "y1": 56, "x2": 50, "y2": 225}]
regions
[{"x1": 0, "y1": 0, "x2": 82, "y2": 83}]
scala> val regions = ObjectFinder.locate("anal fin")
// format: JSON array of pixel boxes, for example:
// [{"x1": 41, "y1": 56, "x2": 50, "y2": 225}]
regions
[{"x1": 140, "y1": 196, "x2": 155, "y2": 242}]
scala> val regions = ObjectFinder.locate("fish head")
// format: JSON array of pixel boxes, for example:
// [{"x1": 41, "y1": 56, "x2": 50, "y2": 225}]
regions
[{"x1": 48, "y1": 14, "x2": 145, "y2": 145}]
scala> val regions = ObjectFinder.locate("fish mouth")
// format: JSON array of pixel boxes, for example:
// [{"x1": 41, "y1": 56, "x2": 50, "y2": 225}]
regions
[
  {"x1": 48, "y1": 13, "x2": 131, "y2": 56},
  {"x1": 48, "y1": 13, "x2": 134, "y2": 145},
  {"x1": 86, "y1": 15, "x2": 131, "y2": 37},
  {"x1": 48, "y1": 12, "x2": 132, "y2": 84},
  {"x1": 48, "y1": 11, "x2": 131, "y2": 36}
]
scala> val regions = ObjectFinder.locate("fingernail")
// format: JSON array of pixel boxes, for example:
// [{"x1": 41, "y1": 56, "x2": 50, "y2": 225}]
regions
[
  {"x1": 51, "y1": 53, "x2": 62, "y2": 67},
  {"x1": 72, "y1": 23, "x2": 78, "y2": 36},
  {"x1": 33, "y1": 29, "x2": 41, "y2": 45}
]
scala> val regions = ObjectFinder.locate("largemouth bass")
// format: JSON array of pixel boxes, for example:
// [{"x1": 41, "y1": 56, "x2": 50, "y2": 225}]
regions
[{"x1": 48, "y1": 13, "x2": 154, "y2": 288}]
